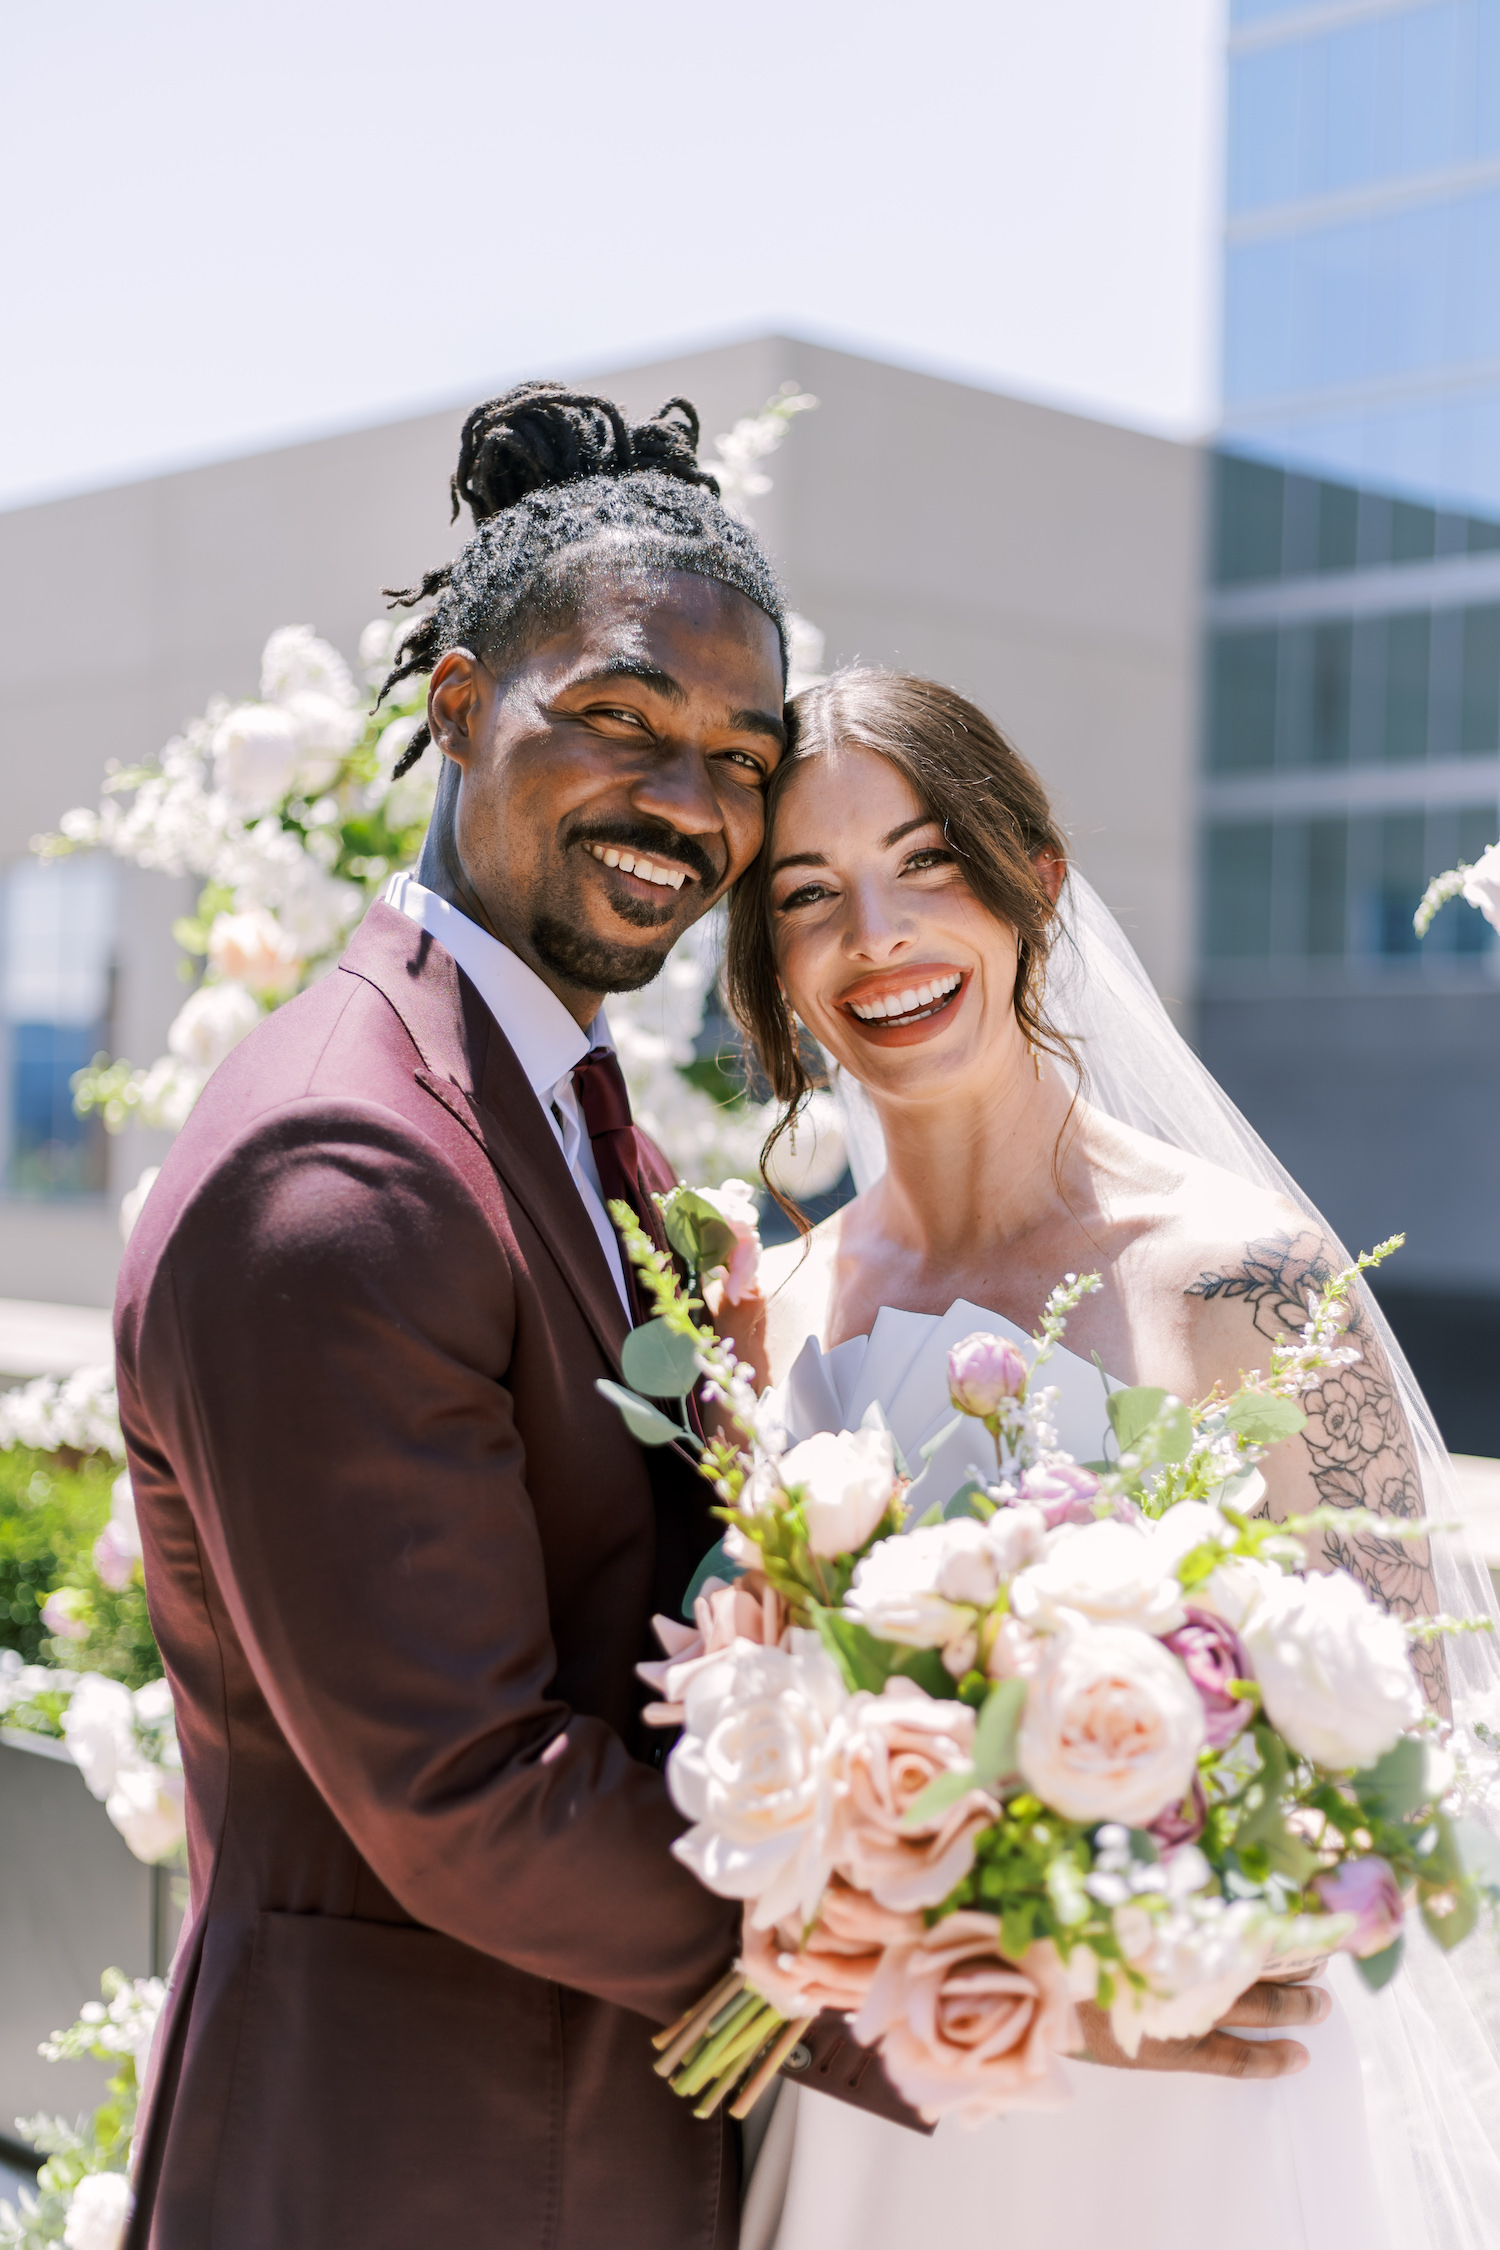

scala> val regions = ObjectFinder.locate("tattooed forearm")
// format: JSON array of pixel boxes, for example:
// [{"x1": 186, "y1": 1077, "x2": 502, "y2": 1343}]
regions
[{"x1": 1187, "y1": 1228, "x2": 1445, "y2": 1711}]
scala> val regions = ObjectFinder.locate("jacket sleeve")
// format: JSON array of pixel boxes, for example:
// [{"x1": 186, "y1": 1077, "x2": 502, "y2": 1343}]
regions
[{"x1": 121, "y1": 1094, "x2": 739, "y2": 2024}]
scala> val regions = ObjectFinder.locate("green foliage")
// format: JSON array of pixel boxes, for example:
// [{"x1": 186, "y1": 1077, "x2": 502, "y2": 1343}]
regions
[
  {"x1": 593, "y1": 1380, "x2": 687, "y2": 1449},
  {"x1": 812, "y1": 1607, "x2": 951, "y2": 1701},
  {"x1": 0, "y1": 1971, "x2": 156, "y2": 2248},
  {"x1": 1223, "y1": 1393, "x2": 1307, "y2": 1446},
  {"x1": 0, "y1": 1450, "x2": 159, "y2": 1689},
  {"x1": 619, "y1": 1319, "x2": 701, "y2": 1403},
  {"x1": 658, "y1": 1188, "x2": 738, "y2": 1276}
]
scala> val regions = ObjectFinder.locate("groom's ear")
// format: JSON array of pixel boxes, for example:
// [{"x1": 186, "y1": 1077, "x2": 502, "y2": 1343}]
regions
[
  {"x1": 1032, "y1": 850, "x2": 1067, "y2": 906},
  {"x1": 428, "y1": 648, "x2": 486, "y2": 769}
]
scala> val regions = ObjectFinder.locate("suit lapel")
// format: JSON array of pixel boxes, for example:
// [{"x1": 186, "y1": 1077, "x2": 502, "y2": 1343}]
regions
[{"x1": 339, "y1": 903, "x2": 631, "y2": 1377}]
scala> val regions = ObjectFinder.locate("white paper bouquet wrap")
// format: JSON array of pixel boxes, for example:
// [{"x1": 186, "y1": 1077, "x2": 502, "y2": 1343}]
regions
[{"x1": 603, "y1": 1208, "x2": 1499, "y2": 2130}]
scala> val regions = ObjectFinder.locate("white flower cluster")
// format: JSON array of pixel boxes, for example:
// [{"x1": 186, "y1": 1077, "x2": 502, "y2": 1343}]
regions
[
  {"x1": 0, "y1": 1365, "x2": 124, "y2": 1459},
  {"x1": 61, "y1": 1673, "x2": 185, "y2": 1866}
]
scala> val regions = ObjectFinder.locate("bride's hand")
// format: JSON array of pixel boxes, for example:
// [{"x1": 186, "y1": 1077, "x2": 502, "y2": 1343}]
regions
[{"x1": 1071, "y1": 1978, "x2": 1330, "y2": 2079}]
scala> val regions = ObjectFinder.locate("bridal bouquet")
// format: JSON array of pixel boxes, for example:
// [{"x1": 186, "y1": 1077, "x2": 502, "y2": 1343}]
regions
[{"x1": 602, "y1": 1203, "x2": 1498, "y2": 2130}]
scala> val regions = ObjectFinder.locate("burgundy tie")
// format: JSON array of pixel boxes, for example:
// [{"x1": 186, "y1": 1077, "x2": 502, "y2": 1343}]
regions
[{"x1": 572, "y1": 1046, "x2": 672, "y2": 1322}]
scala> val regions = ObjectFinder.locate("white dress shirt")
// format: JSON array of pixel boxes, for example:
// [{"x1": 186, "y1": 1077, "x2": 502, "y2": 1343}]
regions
[{"x1": 381, "y1": 873, "x2": 630, "y2": 1314}]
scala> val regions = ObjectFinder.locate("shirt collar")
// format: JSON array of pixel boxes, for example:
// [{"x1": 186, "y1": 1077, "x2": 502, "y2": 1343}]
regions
[{"x1": 380, "y1": 872, "x2": 610, "y2": 1100}]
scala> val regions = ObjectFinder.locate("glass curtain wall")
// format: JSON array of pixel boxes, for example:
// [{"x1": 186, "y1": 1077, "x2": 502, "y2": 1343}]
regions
[{"x1": 0, "y1": 857, "x2": 116, "y2": 1196}]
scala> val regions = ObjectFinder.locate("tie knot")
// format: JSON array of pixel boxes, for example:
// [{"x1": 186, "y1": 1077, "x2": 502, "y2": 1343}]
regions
[{"x1": 573, "y1": 1045, "x2": 633, "y2": 1139}]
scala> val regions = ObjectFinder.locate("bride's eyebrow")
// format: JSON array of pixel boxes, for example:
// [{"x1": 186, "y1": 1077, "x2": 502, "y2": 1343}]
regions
[{"x1": 770, "y1": 815, "x2": 936, "y2": 880}]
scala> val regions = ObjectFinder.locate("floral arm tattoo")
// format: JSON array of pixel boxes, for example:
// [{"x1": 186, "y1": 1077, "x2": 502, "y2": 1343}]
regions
[{"x1": 1186, "y1": 1229, "x2": 1445, "y2": 1711}]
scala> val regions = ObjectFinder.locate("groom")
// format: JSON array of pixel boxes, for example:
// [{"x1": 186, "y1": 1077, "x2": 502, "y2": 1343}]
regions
[{"x1": 114, "y1": 386, "x2": 794, "y2": 2250}]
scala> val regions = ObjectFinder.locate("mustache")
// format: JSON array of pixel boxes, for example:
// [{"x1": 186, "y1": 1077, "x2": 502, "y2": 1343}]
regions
[{"x1": 567, "y1": 817, "x2": 724, "y2": 893}]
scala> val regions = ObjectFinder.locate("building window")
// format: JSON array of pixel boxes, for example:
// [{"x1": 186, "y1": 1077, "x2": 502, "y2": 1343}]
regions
[
  {"x1": 0, "y1": 856, "x2": 117, "y2": 1196},
  {"x1": 1202, "y1": 806, "x2": 1498, "y2": 968},
  {"x1": 1209, "y1": 452, "x2": 1500, "y2": 587}
]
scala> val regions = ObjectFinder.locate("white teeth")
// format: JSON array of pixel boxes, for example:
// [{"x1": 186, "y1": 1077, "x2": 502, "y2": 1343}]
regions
[
  {"x1": 849, "y1": 974, "x2": 962, "y2": 1023},
  {"x1": 588, "y1": 842, "x2": 689, "y2": 890}
]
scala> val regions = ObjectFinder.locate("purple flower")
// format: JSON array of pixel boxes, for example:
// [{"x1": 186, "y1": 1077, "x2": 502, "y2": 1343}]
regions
[
  {"x1": 948, "y1": 1332, "x2": 1027, "y2": 1421},
  {"x1": 1149, "y1": 1775, "x2": 1207, "y2": 1848},
  {"x1": 1161, "y1": 1607, "x2": 1253, "y2": 1748},
  {"x1": 1018, "y1": 1461, "x2": 1102, "y2": 1530},
  {"x1": 1314, "y1": 1856, "x2": 1404, "y2": 1959}
]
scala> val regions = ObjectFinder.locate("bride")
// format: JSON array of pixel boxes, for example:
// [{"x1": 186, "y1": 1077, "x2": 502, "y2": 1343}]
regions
[{"x1": 711, "y1": 668, "x2": 1500, "y2": 2250}]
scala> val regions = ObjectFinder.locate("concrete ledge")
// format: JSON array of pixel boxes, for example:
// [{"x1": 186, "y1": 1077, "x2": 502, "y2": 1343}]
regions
[{"x1": 0, "y1": 1298, "x2": 113, "y2": 1381}]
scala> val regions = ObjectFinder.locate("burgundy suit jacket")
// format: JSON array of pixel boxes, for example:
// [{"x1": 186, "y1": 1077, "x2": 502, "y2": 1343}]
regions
[{"x1": 115, "y1": 902, "x2": 742, "y2": 2250}]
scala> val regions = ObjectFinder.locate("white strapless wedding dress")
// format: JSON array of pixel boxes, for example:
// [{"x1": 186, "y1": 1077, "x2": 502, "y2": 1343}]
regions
[{"x1": 742, "y1": 1301, "x2": 1393, "y2": 2250}]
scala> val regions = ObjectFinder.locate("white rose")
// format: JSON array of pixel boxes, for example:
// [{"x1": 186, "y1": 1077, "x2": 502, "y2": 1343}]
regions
[
  {"x1": 62, "y1": 1673, "x2": 136, "y2": 1803},
  {"x1": 667, "y1": 1632, "x2": 847, "y2": 1928},
  {"x1": 845, "y1": 1515, "x2": 1042, "y2": 1656},
  {"x1": 63, "y1": 2170, "x2": 132, "y2": 2250},
  {"x1": 1017, "y1": 1625, "x2": 1206, "y2": 1826},
  {"x1": 1191, "y1": 1552, "x2": 1282, "y2": 1632},
  {"x1": 206, "y1": 907, "x2": 303, "y2": 996},
  {"x1": 1011, "y1": 1519, "x2": 1188, "y2": 1638},
  {"x1": 105, "y1": 1758, "x2": 186, "y2": 1865},
  {"x1": 212, "y1": 701, "x2": 303, "y2": 809},
  {"x1": 1241, "y1": 1569, "x2": 1422, "y2": 1769},
  {"x1": 167, "y1": 981, "x2": 262, "y2": 1073},
  {"x1": 783, "y1": 1426, "x2": 899, "y2": 1558},
  {"x1": 1107, "y1": 1898, "x2": 1272, "y2": 2058},
  {"x1": 1461, "y1": 839, "x2": 1500, "y2": 933}
]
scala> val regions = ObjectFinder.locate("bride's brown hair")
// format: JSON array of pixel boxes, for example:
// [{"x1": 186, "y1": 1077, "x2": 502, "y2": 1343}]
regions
[{"x1": 725, "y1": 667, "x2": 1075, "y2": 1198}]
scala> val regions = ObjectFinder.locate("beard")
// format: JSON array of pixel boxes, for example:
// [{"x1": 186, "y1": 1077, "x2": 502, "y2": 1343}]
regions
[{"x1": 529, "y1": 909, "x2": 674, "y2": 996}]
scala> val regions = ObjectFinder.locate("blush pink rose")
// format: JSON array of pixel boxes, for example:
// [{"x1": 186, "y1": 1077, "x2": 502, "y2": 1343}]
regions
[
  {"x1": 833, "y1": 1680, "x2": 999, "y2": 1912},
  {"x1": 740, "y1": 1880, "x2": 923, "y2": 2019},
  {"x1": 1017, "y1": 1462, "x2": 1103, "y2": 1529},
  {"x1": 854, "y1": 1913, "x2": 1079, "y2": 2125},
  {"x1": 1314, "y1": 1856, "x2": 1404, "y2": 1959},
  {"x1": 637, "y1": 1576, "x2": 787, "y2": 1726}
]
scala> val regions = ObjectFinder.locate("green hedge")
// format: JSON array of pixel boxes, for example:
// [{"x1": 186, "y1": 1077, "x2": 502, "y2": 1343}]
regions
[{"x1": 0, "y1": 1448, "x2": 160, "y2": 1691}]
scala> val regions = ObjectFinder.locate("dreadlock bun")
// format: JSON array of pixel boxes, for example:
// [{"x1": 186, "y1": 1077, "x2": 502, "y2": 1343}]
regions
[
  {"x1": 375, "y1": 381, "x2": 785, "y2": 777},
  {"x1": 450, "y1": 383, "x2": 719, "y2": 524}
]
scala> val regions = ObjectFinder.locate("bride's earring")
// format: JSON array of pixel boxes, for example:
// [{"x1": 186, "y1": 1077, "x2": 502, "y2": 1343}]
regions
[{"x1": 1029, "y1": 1039, "x2": 1043, "y2": 1081}]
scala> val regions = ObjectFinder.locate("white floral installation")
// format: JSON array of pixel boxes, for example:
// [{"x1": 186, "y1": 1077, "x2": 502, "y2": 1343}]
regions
[{"x1": 1414, "y1": 838, "x2": 1500, "y2": 939}]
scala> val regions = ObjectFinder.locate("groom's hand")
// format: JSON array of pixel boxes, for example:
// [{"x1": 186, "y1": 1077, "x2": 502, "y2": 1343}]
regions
[{"x1": 1072, "y1": 1977, "x2": 1330, "y2": 2078}]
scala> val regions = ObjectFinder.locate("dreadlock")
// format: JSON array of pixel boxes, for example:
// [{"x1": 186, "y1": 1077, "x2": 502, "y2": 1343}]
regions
[{"x1": 376, "y1": 381, "x2": 788, "y2": 775}]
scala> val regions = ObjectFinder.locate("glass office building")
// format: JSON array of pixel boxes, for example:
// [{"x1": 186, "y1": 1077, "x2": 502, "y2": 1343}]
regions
[{"x1": 1205, "y1": 0, "x2": 1500, "y2": 1446}]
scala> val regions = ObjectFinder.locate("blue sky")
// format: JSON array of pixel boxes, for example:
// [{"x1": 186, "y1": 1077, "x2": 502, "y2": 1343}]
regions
[{"x1": 4, "y1": 0, "x2": 1224, "y2": 509}]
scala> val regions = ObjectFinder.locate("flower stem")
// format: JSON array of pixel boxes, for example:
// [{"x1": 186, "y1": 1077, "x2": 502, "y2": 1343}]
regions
[
  {"x1": 690, "y1": 2003, "x2": 784, "y2": 2117},
  {"x1": 652, "y1": 1967, "x2": 745, "y2": 2055},
  {"x1": 672, "y1": 1991, "x2": 768, "y2": 2097},
  {"x1": 728, "y1": 2015, "x2": 811, "y2": 2121}
]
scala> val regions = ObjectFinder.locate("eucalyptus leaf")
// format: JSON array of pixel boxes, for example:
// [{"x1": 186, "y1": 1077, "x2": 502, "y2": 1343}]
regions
[
  {"x1": 620, "y1": 1318, "x2": 700, "y2": 1401},
  {"x1": 1421, "y1": 1878, "x2": 1478, "y2": 1951},
  {"x1": 971, "y1": 1676, "x2": 1025, "y2": 1785},
  {"x1": 1107, "y1": 1386, "x2": 1167, "y2": 1453},
  {"x1": 1354, "y1": 1935, "x2": 1404, "y2": 1992},
  {"x1": 661, "y1": 1188, "x2": 737, "y2": 1273},
  {"x1": 813, "y1": 1607, "x2": 896, "y2": 1695},
  {"x1": 942, "y1": 1478, "x2": 997, "y2": 1523},
  {"x1": 1224, "y1": 1393, "x2": 1307, "y2": 1446},
  {"x1": 1153, "y1": 1401, "x2": 1195, "y2": 1464},
  {"x1": 920, "y1": 1415, "x2": 965, "y2": 1462},
  {"x1": 1454, "y1": 1813, "x2": 1500, "y2": 1887},
  {"x1": 595, "y1": 1378, "x2": 685, "y2": 1448},
  {"x1": 1354, "y1": 1735, "x2": 1427, "y2": 1823}
]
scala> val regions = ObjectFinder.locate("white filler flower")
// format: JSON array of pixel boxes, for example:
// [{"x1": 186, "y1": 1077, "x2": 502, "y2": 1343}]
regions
[
  {"x1": 167, "y1": 981, "x2": 261, "y2": 1073},
  {"x1": 1241, "y1": 1569, "x2": 1422, "y2": 1769},
  {"x1": 211, "y1": 701, "x2": 304, "y2": 810}
]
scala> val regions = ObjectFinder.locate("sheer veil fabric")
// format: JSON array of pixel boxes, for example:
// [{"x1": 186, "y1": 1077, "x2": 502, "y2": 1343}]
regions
[{"x1": 825, "y1": 872, "x2": 1500, "y2": 2245}]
